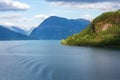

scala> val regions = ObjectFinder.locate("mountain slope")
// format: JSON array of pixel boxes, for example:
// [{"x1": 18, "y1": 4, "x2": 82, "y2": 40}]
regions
[
  {"x1": 0, "y1": 25, "x2": 28, "y2": 35},
  {"x1": 0, "y1": 26, "x2": 30, "y2": 40},
  {"x1": 61, "y1": 11, "x2": 120, "y2": 48},
  {"x1": 30, "y1": 16, "x2": 90, "y2": 40},
  {"x1": 10, "y1": 26, "x2": 28, "y2": 35}
]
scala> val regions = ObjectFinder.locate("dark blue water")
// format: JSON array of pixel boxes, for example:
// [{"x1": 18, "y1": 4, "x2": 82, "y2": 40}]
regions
[{"x1": 0, "y1": 40, "x2": 120, "y2": 80}]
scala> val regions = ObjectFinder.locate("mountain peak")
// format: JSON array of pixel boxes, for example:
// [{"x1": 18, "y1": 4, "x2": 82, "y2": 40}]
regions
[
  {"x1": 47, "y1": 16, "x2": 68, "y2": 19},
  {"x1": 30, "y1": 16, "x2": 90, "y2": 40}
]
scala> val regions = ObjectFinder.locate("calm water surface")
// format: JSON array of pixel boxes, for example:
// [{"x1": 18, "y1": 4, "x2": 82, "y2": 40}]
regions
[{"x1": 0, "y1": 40, "x2": 120, "y2": 80}]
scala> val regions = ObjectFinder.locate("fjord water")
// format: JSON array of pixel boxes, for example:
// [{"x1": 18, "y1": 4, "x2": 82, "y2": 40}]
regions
[{"x1": 0, "y1": 40, "x2": 120, "y2": 80}]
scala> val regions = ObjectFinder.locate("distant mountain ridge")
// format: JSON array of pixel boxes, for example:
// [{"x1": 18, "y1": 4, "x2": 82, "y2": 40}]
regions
[
  {"x1": 10, "y1": 26, "x2": 28, "y2": 35},
  {"x1": 0, "y1": 25, "x2": 28, "y2": 35},
  {"x1": 30, "y1": 16, "x2": 90, "y2": 40},
  {"x1": 0, "y1": 16, "x2": 90, "y2": 40},
  {"x1": 0, "y1": 26, "x2": 30, "y2": 40}
]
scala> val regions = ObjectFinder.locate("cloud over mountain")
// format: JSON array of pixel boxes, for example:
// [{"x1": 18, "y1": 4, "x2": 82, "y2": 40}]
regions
[
  {"x1": 0, "y1": 0, "x2": 30, "y2": 11},
  {"x1": 34, "y1": 14, "x2": 54, "y2": 20}
]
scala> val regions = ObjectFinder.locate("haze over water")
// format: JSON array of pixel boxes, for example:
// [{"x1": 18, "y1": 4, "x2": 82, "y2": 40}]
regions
[{"x1": 0, "y1": 40, "x2": 120, "y2": 80}]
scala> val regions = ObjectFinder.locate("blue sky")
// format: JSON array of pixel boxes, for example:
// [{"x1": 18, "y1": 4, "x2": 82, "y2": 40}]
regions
[{"x1": 0, "y1": 0, "x2": 119, "y2": 30}]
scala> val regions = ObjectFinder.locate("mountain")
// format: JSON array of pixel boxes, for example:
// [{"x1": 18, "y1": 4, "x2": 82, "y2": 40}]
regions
[
  {"x1": 30, "y1": 16, "x2": 90, "y2": 40},
  {"x1": 61, "y1": 11, "x2": 120, "y2": 48},
  {"x1": 10, "y1": 26, "x2": 28, "y2": 35},
  {"x1": 0, "y1": 26, "x2": 30, "y2": 40},
  {"x1": 0, "y1": 25, "x2": 28, "y2": 35}
]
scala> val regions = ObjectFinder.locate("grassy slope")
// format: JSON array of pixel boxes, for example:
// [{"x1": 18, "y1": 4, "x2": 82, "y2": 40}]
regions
[{"x1": 61, "y1": 11, "x2": 120, "y2": 48}]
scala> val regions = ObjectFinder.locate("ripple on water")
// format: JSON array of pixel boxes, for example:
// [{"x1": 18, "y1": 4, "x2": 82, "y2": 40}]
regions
[
  {"x1": 16, "y1": 56, "x2": 55, "y2": 80},
  {"x1": 1, "y1": 40, "x2": 120, "y2": 80}
]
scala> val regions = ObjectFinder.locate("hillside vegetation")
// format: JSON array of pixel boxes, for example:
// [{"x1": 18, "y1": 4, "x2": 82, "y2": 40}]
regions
[{"x1": 61, "y1": 11, "x2": 120, "y2": 48}]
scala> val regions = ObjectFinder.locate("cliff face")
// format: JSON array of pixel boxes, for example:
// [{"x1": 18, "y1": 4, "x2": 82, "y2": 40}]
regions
[{"x1": 62, "y1": 11, "x2": 120, "y2": 48}]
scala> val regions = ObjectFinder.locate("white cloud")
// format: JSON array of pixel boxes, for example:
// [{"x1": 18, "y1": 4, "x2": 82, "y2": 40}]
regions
[
  {"x1": 50, "y1": 1, "x2": 120, "y2": 11},
  {"x1": 0, "y1": 0, "x2": 30, "y2": 11},
  {"x1": 81, "y1": 14, "x2": 93, "y2": 20},
  {"x1": 34, "y1": 14, "x2": 55, "y2": 20},
  {"x1": 0, "y1": 22, "x2": 15, "y2": 26},
  {"x1": 46, "y1": 0, "x2": 120, "y2": 3},
  {"x1": 0, "y1": 14, "x2": 27, "y2": 21}
]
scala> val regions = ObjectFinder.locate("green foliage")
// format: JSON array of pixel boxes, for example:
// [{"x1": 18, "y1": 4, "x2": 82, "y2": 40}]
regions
[
  {"x1": 61, "y1": 11, "x2": 120, "y2": 48},
  {"x1": 93, "y1": 11, "x2": 120, "y2": 24}
]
